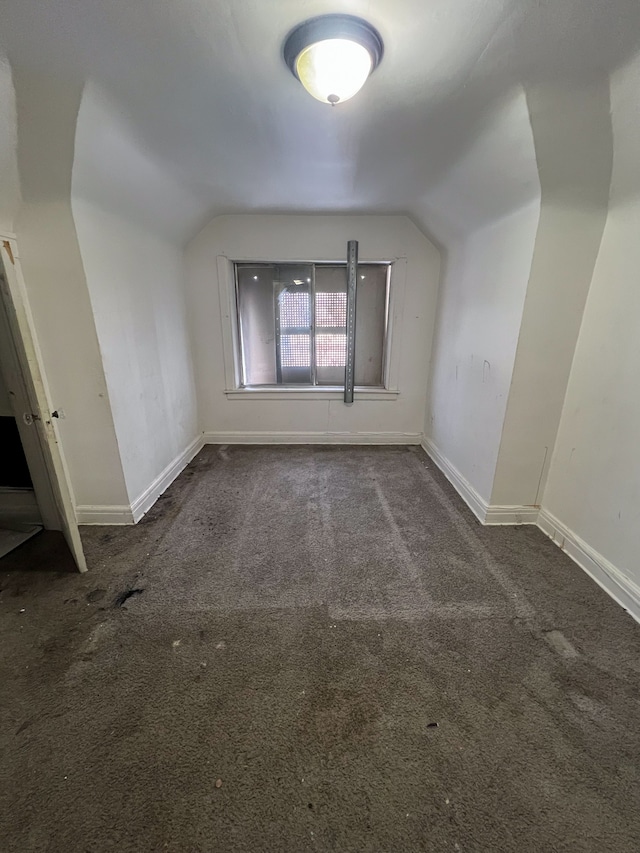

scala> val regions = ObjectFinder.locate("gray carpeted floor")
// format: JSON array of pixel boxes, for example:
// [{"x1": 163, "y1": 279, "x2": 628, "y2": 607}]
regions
[{"x1": 1, "y1": 445, "x2": 639, "y2": 852}]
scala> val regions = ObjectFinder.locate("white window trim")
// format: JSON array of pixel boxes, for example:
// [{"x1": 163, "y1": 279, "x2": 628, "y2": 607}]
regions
[{"x1": 216, "y1": 255, "x2": 408, "y2": 399}]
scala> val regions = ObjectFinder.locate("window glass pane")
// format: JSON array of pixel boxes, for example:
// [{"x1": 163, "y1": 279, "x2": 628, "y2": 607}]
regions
[
  {"x1": 316, "y1": 333, "x2": 347, "y2": 367},
  {"x1": 316, "y1": 292, "x2": 346, "y2": 327},
  {"x1": 275, "y1": 265, "x2": 313, "y2": 384},
  {"x1": 280, "y1": 333, "x2": 311, "y2": 368},
  {"x1": 236, "y1": 265, "x2": 277, "y2": 386},
  {"x1": 355, "y1": 264, "x2": 388, "y2": 387},
  {"x1": 279, "y1": 292, "x2": 310, "y2": 328},
  {"x1": 236, "y1": 261, "x2": 388, "y2": 389},
  {"x1": 314, "y1": 266, "x2": 348, "y2": 385},
  {"x1": 236, "y1": 263, "x2": 313, "y2": 386}
]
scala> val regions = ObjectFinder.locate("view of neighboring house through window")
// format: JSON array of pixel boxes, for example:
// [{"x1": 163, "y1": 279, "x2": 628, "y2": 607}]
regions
[{"x1": 235, "y1": 262, "x2": 389, "y2": 388}]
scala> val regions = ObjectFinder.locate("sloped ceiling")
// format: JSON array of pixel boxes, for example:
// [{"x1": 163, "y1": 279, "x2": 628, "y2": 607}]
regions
[{"x1": 2, "y1": 0, "x2": 640, "y2": 243}]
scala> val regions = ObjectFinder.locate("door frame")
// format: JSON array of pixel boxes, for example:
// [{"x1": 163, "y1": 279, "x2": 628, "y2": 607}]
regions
[{"x1": 0, "y1": 232, "x2": 87, "y2": 572}]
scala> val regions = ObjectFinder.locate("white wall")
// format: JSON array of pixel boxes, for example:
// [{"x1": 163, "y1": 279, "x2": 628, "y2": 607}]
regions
[
  {"x1": 186, "y1": 214, "x2": 440, "y2": 440},
  {"x1": 0, "y1": 94, "x2": 12, "y2": 422},
  {"x1": 12, "y1": 72, "x2": 129, "y2": 509},
  {"x1": 72, "y1": 201, "x2": 199, "y2": 504},
  {"x1": 542, "y1": 51, "x2": 640, "y2": 586},
  {"x1": 491, "y1": 82, "x2": 612, "y2": 507},
  {"x1": 72, "y1": 83, "x2": 199, "y2": 506},
  {"x1": 414, "y1": 87, "x2": 541, "y2": 244},
  {"x1": 0, "y1": 56, "x2": 20, "y2": 235},
  {"x1": 426, "y1": 201, "x2": 540, "y2": 502},
  {"x1": 490, "y1": 204, "x2": 609, "y2": 506}
]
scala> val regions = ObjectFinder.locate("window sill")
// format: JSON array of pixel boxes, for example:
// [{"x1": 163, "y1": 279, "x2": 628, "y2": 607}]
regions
[{"x1": 225, "y1": 387, "x2": 399, "y2": 401}]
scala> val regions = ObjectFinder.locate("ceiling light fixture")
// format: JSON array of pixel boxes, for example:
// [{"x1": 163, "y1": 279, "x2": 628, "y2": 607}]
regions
[{"x1": 284, "y1": 14, "x2": 383, "y2": 105}]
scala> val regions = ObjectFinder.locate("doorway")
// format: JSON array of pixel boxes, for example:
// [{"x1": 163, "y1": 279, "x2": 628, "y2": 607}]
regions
[
  {"x1": 0, "y1": 270, "x2": 44, "y2": 555},
  {"x1": 0, "y1": 237, "x2": 86, "y2": 570}
]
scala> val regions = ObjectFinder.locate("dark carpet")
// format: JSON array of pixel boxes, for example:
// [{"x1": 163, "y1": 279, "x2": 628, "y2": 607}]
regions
[{"x1": 1, "y1": 445, "x2": 639, "y2": 852}]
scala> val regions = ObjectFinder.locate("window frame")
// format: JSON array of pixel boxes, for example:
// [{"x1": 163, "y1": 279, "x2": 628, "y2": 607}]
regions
[{"x1": 216, "y1": 255, "x2": 406, "y2": 401}]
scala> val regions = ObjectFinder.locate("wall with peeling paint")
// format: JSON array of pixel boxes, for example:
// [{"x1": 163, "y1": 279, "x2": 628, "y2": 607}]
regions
[{"x1": 542, "y1": 51, "x2": 640, "y2": 586}]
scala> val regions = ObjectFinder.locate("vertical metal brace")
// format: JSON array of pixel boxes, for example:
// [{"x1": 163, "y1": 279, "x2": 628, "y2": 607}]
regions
[
  {"x1": 274, "y1": 274, "x2": 283, "y2": 385},
  {"x1": 344, "y1": 240, "x2": 358, "y2": 404}
]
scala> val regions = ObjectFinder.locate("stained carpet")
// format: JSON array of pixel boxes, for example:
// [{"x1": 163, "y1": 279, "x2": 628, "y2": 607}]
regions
[{"x1": 1, "y1": 445, "x2": 639, "y2": 852}]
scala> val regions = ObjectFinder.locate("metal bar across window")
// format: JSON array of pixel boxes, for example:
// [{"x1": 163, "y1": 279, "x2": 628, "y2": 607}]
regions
[{"x1": 344, "y1": 240, "x2": 358, "y2": 404}]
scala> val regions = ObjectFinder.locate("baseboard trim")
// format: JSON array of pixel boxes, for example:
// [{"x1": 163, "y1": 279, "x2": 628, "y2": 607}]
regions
[
  {"x1": 76, "y1": 504, "x2": 135, "y2": 525},
  {"x1": 204, "y1": 431, "x2": 422, "y2": 445},
  {"x1": 420, "y1": 438, "x2": 489, "y2": 523},
  {"x1": 538, "y1": 508, "x2": 640, "y2": 624},
  {"x1": 484, "y1": 505, "x2": 540, "y2": 525},
  {"x1": 77, "y1": 435, "x2": 205, "y2": 525},
  {"x1": 422, "y1": 435, "x2": 639, "y2": 624},
  {"x1": 130, "y1": 435, "x2": 205, "y2": 523},
  {"x1": 421, "y1": 438, "x2": 540, "y2": 526}
]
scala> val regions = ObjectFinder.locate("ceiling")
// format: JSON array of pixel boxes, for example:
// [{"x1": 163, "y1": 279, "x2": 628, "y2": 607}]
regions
[{"x1": 2, "y1": 0, "x2": 640, "y2": 242}]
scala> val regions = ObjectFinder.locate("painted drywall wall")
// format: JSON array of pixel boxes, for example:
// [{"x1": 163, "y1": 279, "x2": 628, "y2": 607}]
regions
[
  {"x1": 12, "y1": 72, "x2": 129, "y2": 509},
  {"x1": 72, "y1": 200, "x2": 198, "y2": 504},
  {"x1": 186, "y1": 215, "x2": 440, "y2": 439},
  {"x1": 0, "y1": 56, "x2": 20, "y2": 235},
  {"x1": 491, "y1": 83, "x2": 612, "y2": 506},
  {"x1": 72, "y1": 83, "x2": 199, "y2": 505},
  {"x1": 425, "y1": 201, "x2": 540, "y2": 501},
  {"x1": 414, "y1": 87, "x2": 540, "y2": 244},
  {"x1": 70, "y1": 82, "x2": 208, "y2": 245},
  {"x1": 542, "y1": 51, "x2": 640, "y2": 585}
]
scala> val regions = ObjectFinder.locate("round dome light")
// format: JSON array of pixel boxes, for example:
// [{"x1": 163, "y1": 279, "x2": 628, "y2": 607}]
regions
[{"x1": 284, "y1": 15, "x2": 383, "y2": 106}]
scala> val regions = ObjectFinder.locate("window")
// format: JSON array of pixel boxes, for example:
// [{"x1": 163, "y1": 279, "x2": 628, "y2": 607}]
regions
[{"x1": 235, "y1": 262, "x2": 390, "y2": 388}]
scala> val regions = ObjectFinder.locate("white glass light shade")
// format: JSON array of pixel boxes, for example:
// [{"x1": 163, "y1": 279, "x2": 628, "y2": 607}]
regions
[{"x1": 295, "y1": 39, "x2": 373, "y2": 105}]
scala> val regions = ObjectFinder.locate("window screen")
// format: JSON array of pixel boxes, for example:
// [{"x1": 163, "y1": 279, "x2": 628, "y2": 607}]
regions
[{"x1": 235, "y1": 262, "x2": 388, "y2": 388}]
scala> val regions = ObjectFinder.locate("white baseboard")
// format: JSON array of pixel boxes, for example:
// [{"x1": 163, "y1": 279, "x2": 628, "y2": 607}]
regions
[
  {"x1": 75, "y1": 504, "x2": 135, "y2": 525},
  {"x1": 538, "y1": 508, "x2": 640, "y2": 624},
  {"x1": 422, "y1": 435, "x2": 639, "y2": 624},
  {"x1": 77, "y1": 435, "x2": 204, "y2": 525},
  {"x1": 483, "y1": 505, "x2": 540, "y2": 525},
  {"x1": 130, "y1": 435, "x2": 205, "y2": 522},
  {"x1": 420, "y1": 438, "x2": 489, "y2": 523},
  {"x1": 421, "y1": 438, "x2": 539, "y2": 526},
  {"x1": 204, "y1": 431, "x2": 422, "y2": 445}
]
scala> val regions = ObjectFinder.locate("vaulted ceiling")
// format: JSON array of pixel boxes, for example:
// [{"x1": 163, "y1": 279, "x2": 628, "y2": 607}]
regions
[{"x1": 2, "y1": 0, "x2": 640, "y2": 243}]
